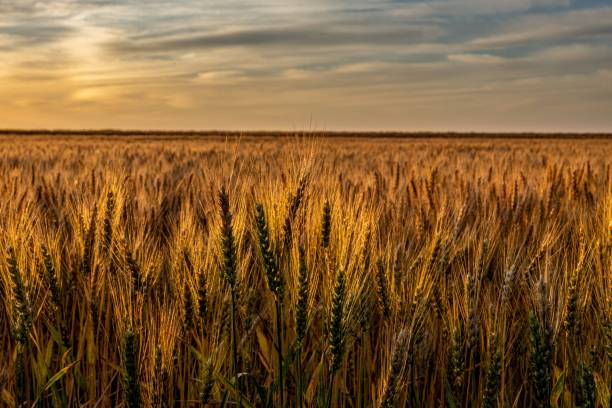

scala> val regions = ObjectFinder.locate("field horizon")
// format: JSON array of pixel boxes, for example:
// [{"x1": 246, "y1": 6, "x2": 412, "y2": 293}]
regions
[{"x1": 1, "y1": 129, "x2": 611, "y2": 140}]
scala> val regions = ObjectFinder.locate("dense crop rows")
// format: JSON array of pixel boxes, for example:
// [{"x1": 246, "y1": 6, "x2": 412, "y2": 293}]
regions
[{"x1": 0, "y1": 136, "x2": 610, "y2": 407}]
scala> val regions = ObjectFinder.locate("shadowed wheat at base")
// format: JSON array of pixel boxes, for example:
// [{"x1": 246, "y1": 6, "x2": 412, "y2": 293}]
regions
[{"x1": 0, "y1": 135, "x2": 610, "y2": 407}]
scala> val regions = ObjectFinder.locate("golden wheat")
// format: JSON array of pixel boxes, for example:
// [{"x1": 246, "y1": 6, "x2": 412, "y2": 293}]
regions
[{"x1": 0, "y1": 135, "x2": 610, "y2": 407}]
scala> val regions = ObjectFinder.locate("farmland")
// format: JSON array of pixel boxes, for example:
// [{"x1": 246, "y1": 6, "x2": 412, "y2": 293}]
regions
[{"x1": 0, "y1": 134, "x2": 610, "y2": 407}]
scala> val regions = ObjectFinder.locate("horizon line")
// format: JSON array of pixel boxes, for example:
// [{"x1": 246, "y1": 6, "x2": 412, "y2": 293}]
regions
[{"x1": 0, "y1": 129, "x2": 611, "y2": 139}]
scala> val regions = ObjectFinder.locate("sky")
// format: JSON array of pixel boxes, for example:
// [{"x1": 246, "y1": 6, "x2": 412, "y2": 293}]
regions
[{"x1": 0, "y1": 0, "x2": 611, "y2": 132}]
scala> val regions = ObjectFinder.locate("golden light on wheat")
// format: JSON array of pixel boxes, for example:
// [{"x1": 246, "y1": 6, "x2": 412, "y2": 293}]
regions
[{"x1": 0, "y1": 135, "x2": 610, "y2": 407}]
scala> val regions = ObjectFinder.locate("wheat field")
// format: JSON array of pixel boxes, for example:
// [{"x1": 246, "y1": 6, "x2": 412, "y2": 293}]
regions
[{"x1": 0, "y1": 135, "x2": 610, "y2": 407}]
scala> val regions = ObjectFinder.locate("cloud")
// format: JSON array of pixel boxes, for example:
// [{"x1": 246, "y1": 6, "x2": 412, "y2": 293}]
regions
[
  {"x1": 0, "y1": 21, "x2": 74, "y2": 47},
  {"x1": 0, "y1": 0, "x2": 122, "y2": 17},
  {"x1": 391, "y1": 0, "x2": 571, "y2": 18},
  {"x1": 333, "y1": 62, "x2": 396, "y2": 74},
  {"x1": 195, "y1": 70, "x2": 247, "y2": 84},
  {"x1": 470, "y1": 7, "x2": 612, "y2": 47},
  {"x1": 438, "y1": 0, "x2": 571, "y2": 14},
  {"x1": 534, "y1": 44, "x2": 612, "y2": 63},
  {"x1": 108, "y1": 24, "x2": 442, "y2": 55},
  {"x1": 448, "y1": 53, "x2": 505, "y2": 64}
]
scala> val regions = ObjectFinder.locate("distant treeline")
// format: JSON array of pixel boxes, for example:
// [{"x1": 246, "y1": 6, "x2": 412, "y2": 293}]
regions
[{"x1": 0, "y1": 129, "x2": 610, "y2": 139}]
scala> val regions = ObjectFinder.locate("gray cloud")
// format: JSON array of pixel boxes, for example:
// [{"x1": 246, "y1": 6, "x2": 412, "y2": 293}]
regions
[
  {"x1": 109, "y1": 24, "x2": 443, "y2": 54},
  {"x1": 470, "y1": 7, "x2": 612, "y2": 47},
  {"x1": 0, "y1": 0, "x2": 38, "y2": 14},
  {"x1": 0, "y1": 22, "x2": 74, "y2": 46},
  {"x1": 0, "y1": 0, "x2": 120, "y2": 15}
]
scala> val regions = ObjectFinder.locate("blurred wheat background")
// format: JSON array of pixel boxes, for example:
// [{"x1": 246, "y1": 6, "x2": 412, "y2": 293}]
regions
[{"x1": 0, "y1": 135, "x2": 610, "y2": 407}]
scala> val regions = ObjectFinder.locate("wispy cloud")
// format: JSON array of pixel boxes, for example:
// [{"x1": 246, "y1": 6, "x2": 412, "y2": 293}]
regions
[
  {"x1": 109, "y1": 24, "x2": 442, "y2": 54},
  {"x1": 0, "y1": 21, "x2": 74, "y2": 48},
  {"x1": 470, "y1": 7, "x2": 612, "y2": 47},
  {"x1": 448, "y1": 54, "x2": 506, "y2": 64}
]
